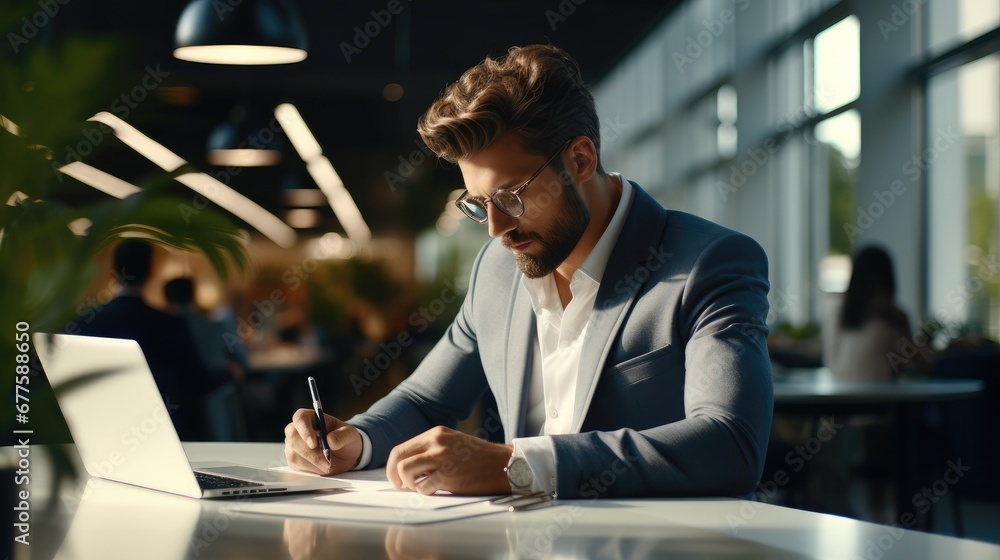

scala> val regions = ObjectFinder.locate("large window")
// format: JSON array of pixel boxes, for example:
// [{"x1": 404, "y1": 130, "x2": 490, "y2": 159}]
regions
[
  {"x1": 927, "y1": 0, "x2": 1000, "y2": 55},
  {"x1": 813, "y1": 15, "x2": 860, "y2": 114},
  {"x1": 591, "y1": 0, "x2": 998, "y2": 335},
  {"x1": 927, "y1": 53, "x2": 1000, "y2": 339},
  {"x1": 762, "y1": 13, "x2": 861, "y2": 325},
  {"x1": 812, "y1": 16, "x2": 860, "y2": 259},
  {"x1": 814, "y1": 109, "x2": 859, "y2": 258}
]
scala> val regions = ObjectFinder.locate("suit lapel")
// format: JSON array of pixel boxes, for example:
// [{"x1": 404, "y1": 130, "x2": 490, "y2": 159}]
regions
[
  {"x1": 503, "y1": 272, "x2": 535, "y2": 441},
  {"x1": 571, "y1": 184, "x2": 668, "y2": 432}
]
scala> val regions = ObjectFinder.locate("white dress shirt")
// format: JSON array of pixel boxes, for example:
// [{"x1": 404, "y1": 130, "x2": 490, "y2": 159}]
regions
[{"x1": 514, "y1": 174, "x2": 634, "y2": 493}]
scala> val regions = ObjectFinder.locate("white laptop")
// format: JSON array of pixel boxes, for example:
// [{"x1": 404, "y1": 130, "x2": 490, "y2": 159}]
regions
[{"x1": 35, "y1": 332, "x2": 347, "y2": 499}]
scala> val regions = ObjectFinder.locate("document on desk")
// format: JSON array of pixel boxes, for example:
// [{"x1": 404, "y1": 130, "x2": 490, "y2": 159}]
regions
[
  {"x1": 238, "y1": 467, "x2": 518, "y2": 524},
  {"x1": 316, "y1": 488, "x2": 499, "y2": 510}
]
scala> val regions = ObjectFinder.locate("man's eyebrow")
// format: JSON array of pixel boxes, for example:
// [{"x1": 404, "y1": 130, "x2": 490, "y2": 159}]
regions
[
  {"x1": 469, "y1": 178, "x2": 521, "y2": 199},
  {"x1": 491, "y1": 180, "x2": 522, "y2": 193}
]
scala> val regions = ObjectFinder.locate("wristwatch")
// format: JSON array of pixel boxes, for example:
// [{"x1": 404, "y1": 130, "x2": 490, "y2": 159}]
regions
[{"x1": 505, "y1": 455, "x2": 534, "y2": 493}]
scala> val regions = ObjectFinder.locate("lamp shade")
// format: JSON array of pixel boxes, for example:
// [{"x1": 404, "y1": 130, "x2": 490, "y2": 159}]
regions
[
  {"x1": 174, "y1": 0, "x2": 308, "y2": 65},
  {"x1": 207, "y1": 106, "x2": 283, "y2": 166}
]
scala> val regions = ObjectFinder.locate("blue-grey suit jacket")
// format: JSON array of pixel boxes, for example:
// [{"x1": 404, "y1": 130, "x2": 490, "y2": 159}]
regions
[{"x1": 350, "y1": 183, "x2": 773, "y2": 499}]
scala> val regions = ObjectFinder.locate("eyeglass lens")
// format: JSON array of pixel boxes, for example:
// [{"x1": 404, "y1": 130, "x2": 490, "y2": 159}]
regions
[{"x1": 459, "y1": 190, "x2": 525, "y2": 222}]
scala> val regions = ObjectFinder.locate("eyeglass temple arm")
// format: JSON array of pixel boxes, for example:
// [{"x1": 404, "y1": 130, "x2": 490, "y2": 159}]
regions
[{"x1": 513, "y1": 139, "x2": 573, "y2": 195}]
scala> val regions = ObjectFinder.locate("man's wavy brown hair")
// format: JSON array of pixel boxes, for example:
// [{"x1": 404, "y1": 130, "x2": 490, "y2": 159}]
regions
[{"x1": 417, "y1": 44, "x2": 604, "y2": 173}]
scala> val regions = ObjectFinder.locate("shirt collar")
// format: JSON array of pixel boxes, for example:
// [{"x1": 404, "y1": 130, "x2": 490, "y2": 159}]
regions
[
  {"x1": 577, "y1": 173, "x2": 633, "y2": 283},
  {"x1": 521, "y1": 173, "x2": 635, "y2": 309}
]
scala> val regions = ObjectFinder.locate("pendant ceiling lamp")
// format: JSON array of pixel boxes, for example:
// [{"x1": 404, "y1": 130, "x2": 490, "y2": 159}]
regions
[
  {"x1": 174, "y1": 0, "x2": 308, "y2": 65},
  {"x1": 207, "y1": 106, "x2": 283, "y2": 167}
]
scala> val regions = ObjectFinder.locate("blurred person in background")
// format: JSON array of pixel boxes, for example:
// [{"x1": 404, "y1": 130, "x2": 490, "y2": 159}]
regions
[
  {"x1": 209, "y1": 287, "x2": 250, "y2": 379},
  {"x1": 73, "y1": 240, "x2": 227, "y2": 439},
  {"x1": 164, "y1": 277, "x2": 245, "y2": 384},
  {"x1": 165, "y1": 277, "x2": 248, "y2": 441},
  {"x1": 824, "y1": 245, "x2": 919, "y2": 381},
  {"x1": 821, "y1": 245, "x2": 933, "y2": 519}
]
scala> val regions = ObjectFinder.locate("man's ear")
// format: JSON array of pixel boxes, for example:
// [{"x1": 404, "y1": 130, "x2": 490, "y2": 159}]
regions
[{"x1": 567, "y1": 136, "x2": 598, "y2": 184}]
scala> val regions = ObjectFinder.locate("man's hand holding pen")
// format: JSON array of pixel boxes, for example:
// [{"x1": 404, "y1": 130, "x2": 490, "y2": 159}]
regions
[
  {"x1": 284, "y1": 413, "x2": 514, "y2": 496},
  {"x1": 307, "y1": 376, "x2": 333, "y2": 465},
  {"x1": 286, "y1": 378, "x2": 514, "y2": 495},
  {"x1": 284, "y1": 408, "x2": 363, "y2": 475}
]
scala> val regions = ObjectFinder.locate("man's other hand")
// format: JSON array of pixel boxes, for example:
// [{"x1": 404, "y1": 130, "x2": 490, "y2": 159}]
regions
[{"x1": 386, "y1": 426, "x2": 513, "y2": 495}]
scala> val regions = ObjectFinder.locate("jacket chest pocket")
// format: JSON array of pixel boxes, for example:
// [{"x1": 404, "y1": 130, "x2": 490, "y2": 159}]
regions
[
  {"x1": 604, "y1": 344, "x2": 676, "y2": 391},
  {"x1": 586, "y1": 345, "x2": 686, "y2": 431}
]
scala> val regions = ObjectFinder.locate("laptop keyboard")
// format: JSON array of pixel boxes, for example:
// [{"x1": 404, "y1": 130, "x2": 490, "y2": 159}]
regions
[{"x1": 195, "y1": 471, "x2": 266, "y2": 490}]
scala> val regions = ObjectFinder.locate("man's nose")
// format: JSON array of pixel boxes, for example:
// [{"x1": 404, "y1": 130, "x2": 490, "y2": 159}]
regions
[{"x1": 487, "y1": 203, "x2": 516, "y2": 239}]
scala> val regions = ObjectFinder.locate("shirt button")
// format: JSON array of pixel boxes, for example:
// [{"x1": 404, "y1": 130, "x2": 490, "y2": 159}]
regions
[
  {"x1": 549, "y1": 409, "x2": 559, "y2": 419},
  {"x1": 559, "y1": 340, "x2": 570, "y2": 348}
]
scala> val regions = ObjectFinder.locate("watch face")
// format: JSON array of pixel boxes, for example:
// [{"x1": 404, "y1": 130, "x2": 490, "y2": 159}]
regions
[{"x1": 507, "y1": 458, "x2": 533, "y2": 489}]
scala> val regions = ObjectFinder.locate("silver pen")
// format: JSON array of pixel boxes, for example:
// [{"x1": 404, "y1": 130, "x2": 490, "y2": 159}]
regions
[
  {"x1": 508, "y1": 495, "x2": 556, "y2": 512},
  {"x1": 491, "y1": 491, "x2": 548, "y2": 505}
]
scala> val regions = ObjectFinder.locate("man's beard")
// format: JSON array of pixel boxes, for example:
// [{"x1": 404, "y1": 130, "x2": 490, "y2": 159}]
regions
[{"x1": 503, "y1": 181, "x2": 590, "y2": 279}]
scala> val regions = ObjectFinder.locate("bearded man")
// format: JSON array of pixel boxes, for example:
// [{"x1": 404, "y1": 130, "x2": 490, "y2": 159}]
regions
[{"x1": 284, "y1": 44, "x2": 773, "y2": 500}]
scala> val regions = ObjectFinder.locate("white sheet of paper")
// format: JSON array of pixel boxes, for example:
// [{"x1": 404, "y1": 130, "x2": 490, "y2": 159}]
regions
[
  {"x1": 239, "y1": 494, "x2": 512, "y2": 524},
  {"x1": 270, "y1": 465, "x2": 392, "y2": 490},
  {"x1": 267, "y1": 466, "x2": 502, "y2": 514},
  {"x1": 315, "y1": 488, "x2": 497, "y2": 510}
]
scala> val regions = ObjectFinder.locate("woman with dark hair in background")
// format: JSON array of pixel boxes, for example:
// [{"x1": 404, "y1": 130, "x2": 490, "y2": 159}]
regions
[
  {"x1": 821, "y1": 245, "x2": 926, "y2": 520},
  {"x1": 826, "y1": 246, "x2": 912, "y2": 381}
]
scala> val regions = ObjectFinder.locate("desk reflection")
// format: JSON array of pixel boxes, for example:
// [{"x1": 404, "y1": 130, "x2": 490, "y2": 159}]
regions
[
  {"x1": 57, "y1": 478, "x2": 202, "y2": 560},
  {"x1": 281, "y1": 509, "x2": 809, "y2": 560},
  {"x1": 31, "y1": 442, "x2": 999, "y2": 559},
  {"x1": 283, "y1": 518, "x2": 339, "y2": 560},
  {"x1": 52, "y1": 478, "x2": 811, "y2": 560}
]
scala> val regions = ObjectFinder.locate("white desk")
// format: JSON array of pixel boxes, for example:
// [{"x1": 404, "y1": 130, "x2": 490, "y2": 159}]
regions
[{"x1": 18, "y1": 442, "x2": 1000, "y2": 560}]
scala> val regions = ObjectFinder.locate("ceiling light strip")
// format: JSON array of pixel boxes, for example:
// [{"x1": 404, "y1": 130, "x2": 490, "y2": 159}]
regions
[
  {"x1": 306, "y1": 157, "x2": 372, "y2": 243},
  {"x1": 89, "y1": 112, "x2": 187, "y2": 171},
  {"x1": 87, "y1": 112, "x2": 297, "y2": 248},
  {"x1": 174, "y1": 172, "x2": 297, "y2": 248},
  {"x1": 274, "y1": 103, "x2": 323, "y2": 161},
  {"x1": 274, "y1": 103, "x2": 371, "y2": 243},
  {"x1": 58, "y1": 162, "x2": 143, "y2": 199}
]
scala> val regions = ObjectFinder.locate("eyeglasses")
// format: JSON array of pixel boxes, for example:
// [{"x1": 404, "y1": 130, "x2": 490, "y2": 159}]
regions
[{"x1": 454, "y1": 139, "x2": 572, "y2": 223}]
